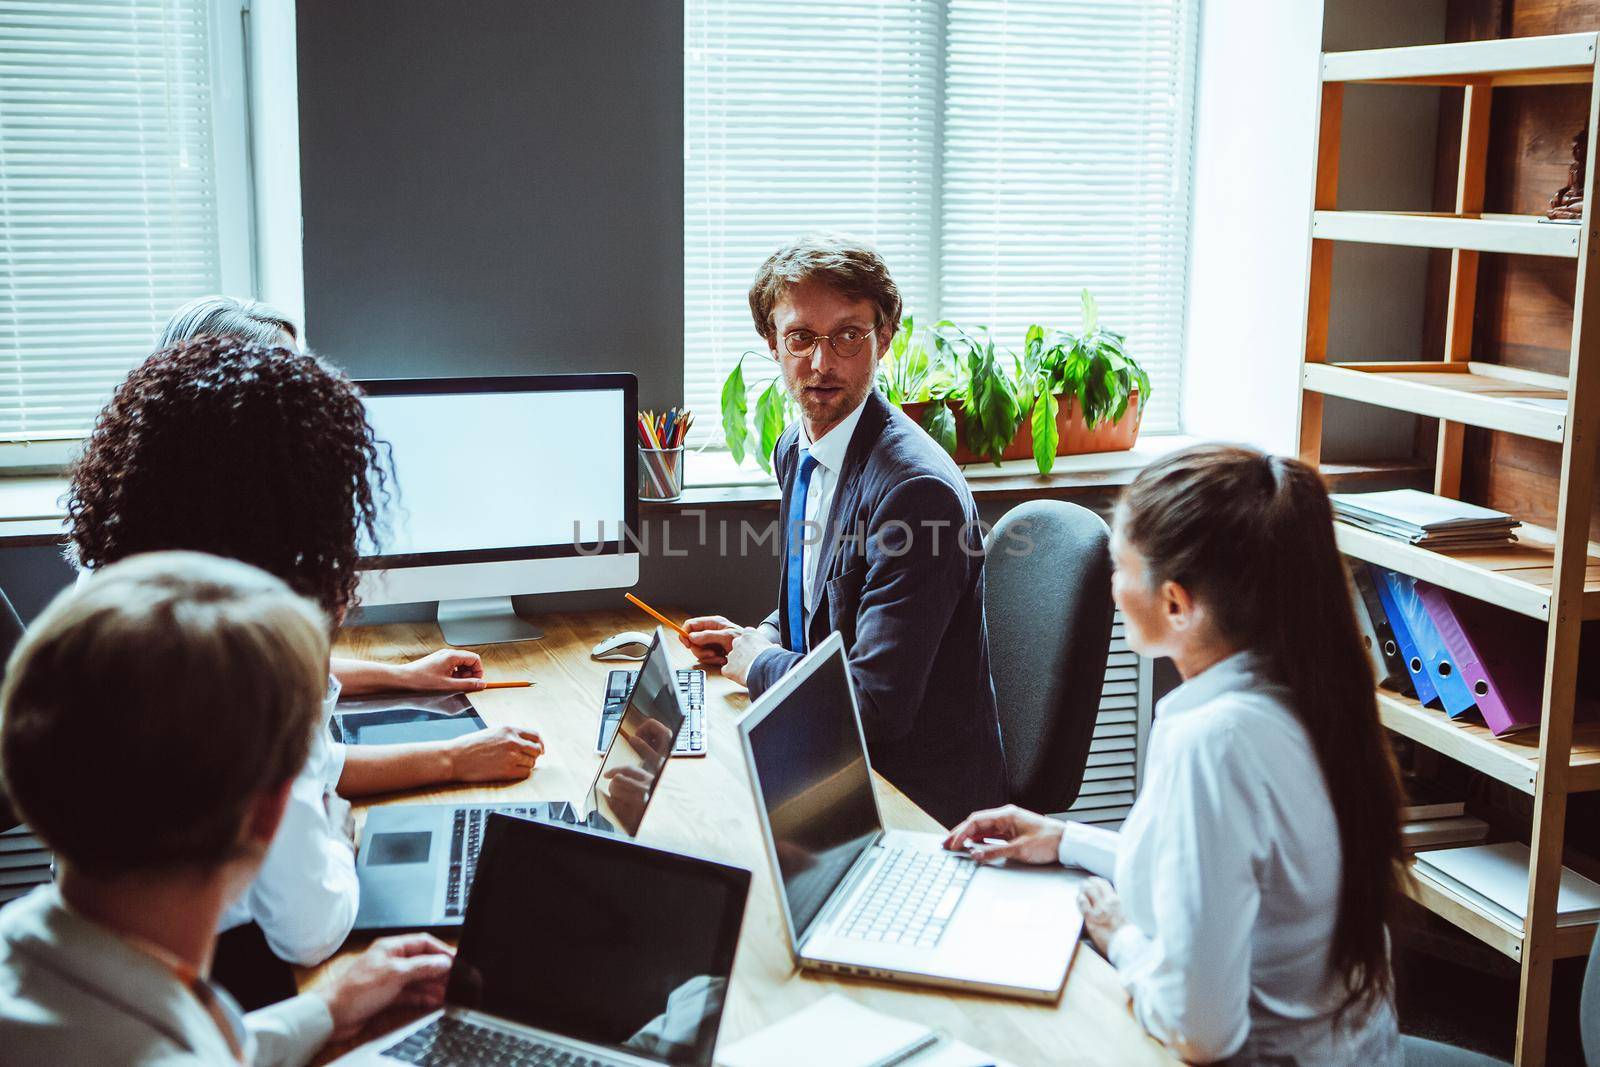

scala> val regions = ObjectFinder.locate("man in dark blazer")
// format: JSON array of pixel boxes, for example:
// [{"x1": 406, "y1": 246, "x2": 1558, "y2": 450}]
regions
[{"x1": 682, "y1": 234, "x2": 1008, "y2": 826}]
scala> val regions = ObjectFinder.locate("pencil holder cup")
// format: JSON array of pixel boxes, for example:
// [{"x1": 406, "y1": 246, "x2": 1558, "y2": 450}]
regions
[{"x1": 638, "y1": 446, "x2": 685, "y2": 502}]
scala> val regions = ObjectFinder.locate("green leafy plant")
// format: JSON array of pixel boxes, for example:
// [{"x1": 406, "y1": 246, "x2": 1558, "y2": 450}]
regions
[
  {"x1": 715, "y1": 292, "x2": 1150, "y2": 474},
  {"x1": 719, "y1": 351, "x2": 793, "y2": 473}
]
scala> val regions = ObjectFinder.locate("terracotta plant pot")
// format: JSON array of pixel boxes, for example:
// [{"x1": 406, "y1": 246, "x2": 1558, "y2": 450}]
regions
[{"x1": 902, "y1": 390, "x2": 1142, "y2": 467}]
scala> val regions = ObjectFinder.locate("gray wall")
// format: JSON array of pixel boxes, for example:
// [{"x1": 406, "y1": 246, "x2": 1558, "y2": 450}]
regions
[{"x1": 295, "y1": 0, "x2": 684, "y2": 413}]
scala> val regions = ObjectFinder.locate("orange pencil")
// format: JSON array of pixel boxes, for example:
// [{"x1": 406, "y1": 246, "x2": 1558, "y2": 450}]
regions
[
  {"x1": 481, "y1": 680, "x2": 533, "y2": 689},
  {"x1": 624, "y1": 593, "x2": 690, "y2": 641}
]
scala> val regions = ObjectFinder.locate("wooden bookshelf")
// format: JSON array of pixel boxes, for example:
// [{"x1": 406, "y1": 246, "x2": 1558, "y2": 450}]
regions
[
  {"x1": 1376, "y1": 690, "x2": 1600, "y2": 795},
  {"x1": 1407, "y1": 863, "x2": 1598, "y2": 962},
  {"x1": 1303, "y1": 362, "x2": 1568, "y2": 442},
  {"x1": 1310, "y1": 210, "x2": 1581, "y2": 257},
  {"x1": 1300, "y1": 32, "x2": 1600, "y2": 1065},
  {"x1": 1333, "y1": 522, "x2": 1600, "y2": 623}
]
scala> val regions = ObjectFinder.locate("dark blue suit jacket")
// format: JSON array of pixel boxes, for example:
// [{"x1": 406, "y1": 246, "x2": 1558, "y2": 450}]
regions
[{"x1": 748, "y1": 390, "x2": 1008, "y2": 826}]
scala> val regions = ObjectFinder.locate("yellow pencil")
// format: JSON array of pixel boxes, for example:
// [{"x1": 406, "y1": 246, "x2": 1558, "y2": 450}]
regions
[
  {"x1": 624, "y1": 593, "x2": 690, "y2": 641},
  {"x1": 481, "y1": 680, "x2": 533, "y2": 689}
]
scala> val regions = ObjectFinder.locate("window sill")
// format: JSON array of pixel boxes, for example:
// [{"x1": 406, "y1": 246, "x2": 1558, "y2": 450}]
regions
[{"x1": 651, "y1": 435, "x2": 1428, "y2": 510}]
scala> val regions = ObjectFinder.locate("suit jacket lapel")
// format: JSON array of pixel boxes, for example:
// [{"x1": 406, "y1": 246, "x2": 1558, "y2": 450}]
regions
[{"x1": 807, "y1": 391, "x2": 888, "y2": 617}]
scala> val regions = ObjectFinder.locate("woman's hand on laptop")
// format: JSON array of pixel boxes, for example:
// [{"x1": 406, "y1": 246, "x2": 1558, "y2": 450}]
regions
[
  {"x1": 942, "y1": 805, "x2": 1066, "y2": 866},
  {"x1": 447, "y1": 725, "x2": 545, "y2": 782},
  {"x1": 318, "y1": 933, "x2": 456, "y2": 1041}
]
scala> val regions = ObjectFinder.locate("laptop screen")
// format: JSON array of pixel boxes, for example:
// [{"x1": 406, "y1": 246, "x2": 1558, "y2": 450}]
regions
[
  {"x1": 744, "y1": 642, "x2": 881, "y2": 938},
  {"x1": 586, "y1": 628, "x2": 685, "y2": 836},
  {"x1": 448, "y1": 814, "x2": 749, "y2": 1065}
]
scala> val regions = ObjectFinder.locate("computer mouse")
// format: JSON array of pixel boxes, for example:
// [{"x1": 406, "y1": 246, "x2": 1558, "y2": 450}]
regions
[{"x1": 591, "y1": 631, "x2": 653, "y2": 661}]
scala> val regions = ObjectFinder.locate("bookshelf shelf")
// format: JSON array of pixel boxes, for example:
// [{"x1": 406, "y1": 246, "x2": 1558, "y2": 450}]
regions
[
  {"x1": 1310, "y1": 211, "x2": 1581, "y2": 257},
  {"x1": 1407, "y1": 863, "x2": 1598, "y2": 961},
  {"x1": 1334, "y1": 522, "x2": 1600, "y2": 622},
  {"x1": 1376, "y1": 691, "x2": 1600, "y2": 795},
  {"x1": 1303, "y1": 31, "x2": 1600, "y2": 1064},
  {"x1": 1322, "y1": 32, "x2": 1597, "y2": 87},
  {"x1": 1303, "y1": 362, "x2": 1567, "y2": 442}
]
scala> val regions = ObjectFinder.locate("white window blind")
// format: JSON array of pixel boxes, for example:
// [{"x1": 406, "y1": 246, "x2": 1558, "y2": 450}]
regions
[
  {"x1": 685, "y1": 0, "x2": 1198, "y2": 445},
  {"x1": 0, "y1": 0, "x2": 237, "y2": 441}
]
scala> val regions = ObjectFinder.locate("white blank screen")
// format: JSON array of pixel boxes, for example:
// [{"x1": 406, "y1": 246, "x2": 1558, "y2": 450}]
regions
[{"x1": 361, "y1": 389, "x2": 625, "y2": 557}]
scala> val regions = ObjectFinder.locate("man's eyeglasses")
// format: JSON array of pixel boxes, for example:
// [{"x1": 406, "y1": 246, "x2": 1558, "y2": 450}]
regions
[{"x1": 776, "y1": 323, "x2": 881, "y2": 361}]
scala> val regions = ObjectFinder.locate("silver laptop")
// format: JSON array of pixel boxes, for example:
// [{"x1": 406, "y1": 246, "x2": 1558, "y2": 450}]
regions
[
  {"x1": 738, "y1": 631, "x2": 1084, "y2": 1001},
  {"x1": 353, "y1": 627, "x2": 685, "y2": 933},
  {"x1": 332, "y1": 812, "x2": 750, "y2": 1067}
]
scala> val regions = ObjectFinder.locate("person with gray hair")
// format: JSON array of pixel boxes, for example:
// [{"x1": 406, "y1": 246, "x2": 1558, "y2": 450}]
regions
[
  {"x1": 680, "y1": 233, "x2": 1007, "y2": 826},
  {"x1": 156, "y1": 295, "x2": 301, "y2": 351}
]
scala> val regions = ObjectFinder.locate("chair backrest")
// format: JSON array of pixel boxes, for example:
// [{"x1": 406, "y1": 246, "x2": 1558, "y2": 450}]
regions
[
  {"x1": 983, "y1": 500, "x2": 1114, "y2": 813},
  {"x1": 1585, "y1": 908, "x2": 1600, "y2": 1066}
]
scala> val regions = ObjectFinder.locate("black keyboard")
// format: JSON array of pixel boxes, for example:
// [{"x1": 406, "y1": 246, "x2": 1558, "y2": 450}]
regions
[
  {"x1": 596, "y1": 668, "x2": 705, "y2": 756},
  {"x1": 382, "y1": 1014, "x2": 621, "y2": 1066},
  {"x1": 443, "y1": 804, "x2": 603, "y2": 917}
]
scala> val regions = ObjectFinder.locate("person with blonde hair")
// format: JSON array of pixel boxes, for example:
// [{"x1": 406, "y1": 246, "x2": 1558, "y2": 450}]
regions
[{"x1": 0, "y1": 552, "x2": 454, "y2": 1065}]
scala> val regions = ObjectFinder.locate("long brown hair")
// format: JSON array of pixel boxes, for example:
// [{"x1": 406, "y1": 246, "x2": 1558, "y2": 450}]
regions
[{"x1": 1116, "y1": 443, "x2": 1404, "y2": 1013}]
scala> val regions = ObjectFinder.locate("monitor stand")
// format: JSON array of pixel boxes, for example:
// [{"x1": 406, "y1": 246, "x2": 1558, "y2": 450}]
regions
[{"x1": 436, "y1": 596, "x2": 544, "y2": 646}]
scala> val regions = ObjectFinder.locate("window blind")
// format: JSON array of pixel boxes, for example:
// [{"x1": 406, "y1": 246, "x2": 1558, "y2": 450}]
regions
[
  {"x1": 0, "y1": 0, "x2": 227, "y2": 440},
  {"x1": 685, "y1": 0, "x2": 1198, "y2": 447}
]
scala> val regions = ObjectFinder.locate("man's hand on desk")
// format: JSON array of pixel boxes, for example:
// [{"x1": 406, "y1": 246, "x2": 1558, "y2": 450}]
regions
[
  {"x1": 447, "y1": 725, "x2": 545, "y2": 782},
  {"x1": 679, "y1": 616, "x2": 741, "y2": 667},
  {"x1": 317, "y1": 934, "x2": 455, "y2": 1042},
  {"x1": 721, "y1": 628, "x2": 774, "y2": 688}
]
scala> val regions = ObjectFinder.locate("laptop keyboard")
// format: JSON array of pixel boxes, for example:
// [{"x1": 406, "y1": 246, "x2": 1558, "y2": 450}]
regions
[
  {"x1": 837, "y1": 848, "x2": 976, "y2": 949},
  {"x1": 382, "y1": 1015, "x2": 622, "y2": 1066},
  {"x1": 598, "y1": 668, "x2": 704, "y2": 756},
  {"x1": 445, "y1": 805, "x2": 579, "y2": 918}
]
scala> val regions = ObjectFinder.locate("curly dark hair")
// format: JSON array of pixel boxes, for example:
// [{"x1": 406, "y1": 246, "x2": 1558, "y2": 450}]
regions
[{"x1": 67, "y1": 338, "x2": 391, "y2": 621}]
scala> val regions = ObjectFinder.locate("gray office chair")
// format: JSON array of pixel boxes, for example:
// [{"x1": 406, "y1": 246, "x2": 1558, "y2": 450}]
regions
[
  {"x1": 1401, "y1": 922, "x2": 1600, "y2": 1065},
  {"x1": 982, "y1": 500, "x2": 1114, "y2": 813}
]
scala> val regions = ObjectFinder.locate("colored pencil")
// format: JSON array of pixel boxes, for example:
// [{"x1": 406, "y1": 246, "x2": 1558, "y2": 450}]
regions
[{"x1": 623, "y1": 592, "x2": 690, "y2": 640}]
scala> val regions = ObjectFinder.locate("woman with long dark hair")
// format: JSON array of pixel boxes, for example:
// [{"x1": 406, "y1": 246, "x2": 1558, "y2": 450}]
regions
[{"x1": 947, "y1": 444, "x2": 1404, "y2": 1064}]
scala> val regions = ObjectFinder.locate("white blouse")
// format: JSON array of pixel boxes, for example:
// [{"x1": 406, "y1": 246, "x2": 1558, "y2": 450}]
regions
[
  {"x1": 1058, "y1": 652, "x2": 1399, "y2": 1065},
  {"x1": 217, "y1": 676, "x2": 357, "y2": 966}
]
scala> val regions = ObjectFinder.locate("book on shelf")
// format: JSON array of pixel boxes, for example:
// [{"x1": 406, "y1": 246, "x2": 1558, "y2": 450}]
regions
[
  {"x1": 1414, "y1": 842, "x2": 1600, "y2": 930},
  {"x1": 1403, "y1": 816, "x2": 1489, "y2": 851},
  {"x1": 1330, "y1": 489, "x2": 1519, "y2": 550},
  {"x1": 1401, "y1": 776, "x2": 1466, "y2": 823}
]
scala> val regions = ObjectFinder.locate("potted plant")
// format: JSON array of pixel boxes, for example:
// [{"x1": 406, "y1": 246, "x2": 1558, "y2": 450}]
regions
[{"x1": 718, "y1": 291, "x2": 1149, "y2": 475}]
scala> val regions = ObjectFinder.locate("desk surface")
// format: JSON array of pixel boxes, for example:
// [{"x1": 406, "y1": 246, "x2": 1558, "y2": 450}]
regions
[{"x1": 306, "y1": 608, "x2": 1174, "y2": 1066}]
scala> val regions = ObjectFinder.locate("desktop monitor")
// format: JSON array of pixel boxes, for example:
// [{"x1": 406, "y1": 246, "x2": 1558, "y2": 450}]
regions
[{"x1": 354, "y1": 374, "x2": 639, "y2": 645}]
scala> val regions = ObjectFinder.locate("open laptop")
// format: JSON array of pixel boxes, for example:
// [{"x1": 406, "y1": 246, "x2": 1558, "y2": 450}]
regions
[
  {"x1": 333, "y1": 813, "x2": 750, "y2": 1067},
  {"x1": 353, "y1": 627, "x2": 686, "y2": 933},
  {"x1": 739, "y1": 631, "x2": 1084, "y2": 1002}
]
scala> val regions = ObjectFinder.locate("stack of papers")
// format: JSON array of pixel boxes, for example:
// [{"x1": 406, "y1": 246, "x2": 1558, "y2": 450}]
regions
[
  {"x1": 1414, "y1": 842, "x2": 1600, "y2": 929},
  {"x1": 717, "y1": 995, "x2": 1013, "y2": 1067},
  {"x1": 1403, "y1": 815, "x2": 1489, "y2": 851},
  {"x1": 1330, "y1": 489, "x2": 1520, "y2": 549}
]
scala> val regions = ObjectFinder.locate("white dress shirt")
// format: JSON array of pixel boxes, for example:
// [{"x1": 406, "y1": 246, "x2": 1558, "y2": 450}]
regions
[
  {"x1": 1058, "y1": 652, "x2": 1400, "y2": 1066},
  {"x1": 796, "y1": 396, "x2": 867, "y2": 623},
  {"x1": 218, "y1": 677, "x2": 358, "y2": 966}
]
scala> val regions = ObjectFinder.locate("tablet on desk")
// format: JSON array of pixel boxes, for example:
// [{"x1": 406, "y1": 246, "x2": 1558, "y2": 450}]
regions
[{"x1": 330, "y1": 692, "x2": 487, "y2": 745}]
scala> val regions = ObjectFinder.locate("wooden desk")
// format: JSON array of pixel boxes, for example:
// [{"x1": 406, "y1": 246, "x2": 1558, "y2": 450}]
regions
[{"x1": 306, "y1": 609, "x2": 1175, "y2": 1066}]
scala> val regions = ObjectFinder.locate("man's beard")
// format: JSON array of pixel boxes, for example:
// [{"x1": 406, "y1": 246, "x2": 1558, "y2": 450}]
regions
[{"x1": 788, "y1": 374, "x2": 870, "y2": 429}]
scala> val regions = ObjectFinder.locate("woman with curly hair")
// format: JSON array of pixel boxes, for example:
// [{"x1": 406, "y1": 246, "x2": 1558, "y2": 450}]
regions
[{"x1": 67, "y1": 314, "x2": 544, "y2": 988}]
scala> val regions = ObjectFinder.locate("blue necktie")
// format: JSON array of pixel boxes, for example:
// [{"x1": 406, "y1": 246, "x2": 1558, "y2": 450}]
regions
[{"x1": 785, "y1": 449, "x2": 820, "y2": 653}]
